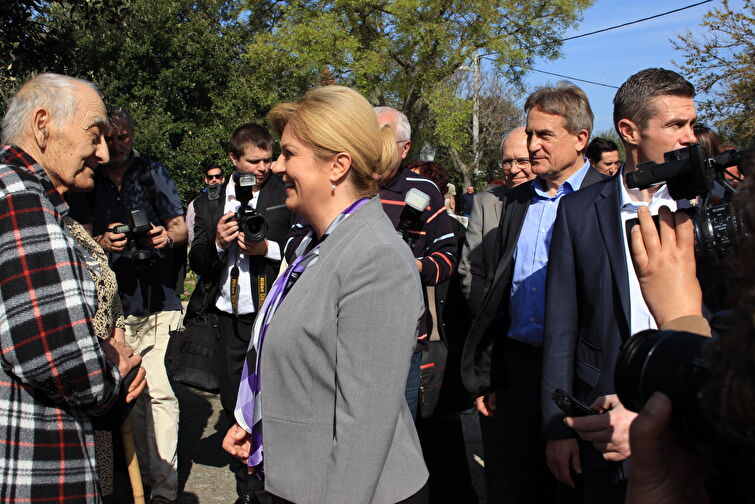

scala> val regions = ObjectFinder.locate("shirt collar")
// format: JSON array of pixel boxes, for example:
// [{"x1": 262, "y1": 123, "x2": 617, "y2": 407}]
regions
[
  {"x1": 531, "y1": 158, "x2": 591, "y2": 200},
  {"x1": 0, "y1": 145, "x2": 69, "y2": 217},
  {"x1": 618, "y1": 164, "x2": 672, "y2": 211},
  {"x1": 380, "y1": 164, "x2": 408, "y2": 194}
]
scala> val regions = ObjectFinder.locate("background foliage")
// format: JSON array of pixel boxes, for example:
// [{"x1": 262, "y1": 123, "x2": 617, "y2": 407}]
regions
[{"x1": 2, "y1": 0, "x2": 750, "y2": 203}]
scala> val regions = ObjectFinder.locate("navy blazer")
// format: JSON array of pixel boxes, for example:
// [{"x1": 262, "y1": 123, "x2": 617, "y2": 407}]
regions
[{"x1": 540, "y1": 175, "x2": 630, "y2": 439}]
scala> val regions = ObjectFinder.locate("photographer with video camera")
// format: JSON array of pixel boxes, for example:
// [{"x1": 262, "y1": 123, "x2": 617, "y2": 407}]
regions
[
  {"x1": 188, "y1": 123, "x2": 293, "y2": 504},
  {"x1": 621, "y1": 147, "x2": 754, "y2": 502}
]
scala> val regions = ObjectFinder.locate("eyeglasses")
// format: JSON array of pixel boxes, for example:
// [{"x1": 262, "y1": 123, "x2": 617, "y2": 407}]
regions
[
  {"x1": 499, "y1": 158, "x2": 531, "y2": 170},
  {"x1": 206, "y1": 174, "x2": 224, "y2": 180}
]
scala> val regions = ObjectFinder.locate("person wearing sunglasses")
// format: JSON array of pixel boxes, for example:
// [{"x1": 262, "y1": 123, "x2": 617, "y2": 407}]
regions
[{"x1": 186, "y1": 165, "x2": 226, "y2": 244}]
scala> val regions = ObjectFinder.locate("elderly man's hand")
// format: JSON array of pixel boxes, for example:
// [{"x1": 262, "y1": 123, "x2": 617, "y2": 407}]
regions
[
  {"x1": 545, "y1": 438, "x2": 581, "y2": 488},
  {"x1": 99, "y1": 335, "x2": 143, "y2": 399},
  {"x1": 630, "y1": 205, "x2": 702, "y2": 327},
  {"x1": 566, "y1": 394, "x2": 636, "y2": 462}
]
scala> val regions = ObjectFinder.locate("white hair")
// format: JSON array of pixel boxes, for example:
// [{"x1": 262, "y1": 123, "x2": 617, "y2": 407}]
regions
[
  {"x1": 1, "y1": 73, "x2": 100, "y2": 145},
  {"x1": 374, "y1": 106, "x2": 411, "y2": 142}
]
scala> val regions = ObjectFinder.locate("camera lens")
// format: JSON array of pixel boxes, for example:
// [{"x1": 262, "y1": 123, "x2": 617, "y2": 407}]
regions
[
  {"x1": 615, "y1": 329, "x2": 712, "y2": 437},
  {"x1": 242, "y1": 214, "x2": 268, "y2": 242}
]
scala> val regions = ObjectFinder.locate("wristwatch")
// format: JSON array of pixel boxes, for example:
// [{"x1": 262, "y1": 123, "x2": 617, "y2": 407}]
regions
[{"x1": 166, "y1": 235, "x2": 174, "y2": 249}]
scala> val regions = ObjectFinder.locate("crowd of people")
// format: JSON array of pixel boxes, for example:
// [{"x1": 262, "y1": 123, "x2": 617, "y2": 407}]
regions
[{"x1": 0, "y1": 65, "x2": 751, "y2": 504}]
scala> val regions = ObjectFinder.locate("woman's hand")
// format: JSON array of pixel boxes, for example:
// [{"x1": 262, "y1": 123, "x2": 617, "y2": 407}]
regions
[{"x1": 630, "y1": 206, "x2": 702, "y2": 326}]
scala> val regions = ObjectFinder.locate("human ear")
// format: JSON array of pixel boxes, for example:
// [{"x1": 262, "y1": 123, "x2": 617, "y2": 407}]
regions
[
  {"x1": 32, "y1": 108, "x2": 51, "y2": 148},
  {"x1": 329, "y1": 152, "x2": 353, "y2": 185},
  {"x1": 575, "y1": 129, "x2": 589, "y2": 153},
  {"x1": 617, "y1": 119, "x2": 639, "y2": 147}
]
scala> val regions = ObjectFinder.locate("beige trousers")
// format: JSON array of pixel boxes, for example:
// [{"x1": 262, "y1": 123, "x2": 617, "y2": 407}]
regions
[{"x1": 125, "y1": 310, "x2": 182, "y2": 501}]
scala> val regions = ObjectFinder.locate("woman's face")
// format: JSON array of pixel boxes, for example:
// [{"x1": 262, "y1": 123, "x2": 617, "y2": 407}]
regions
[{"x1": 273, "y1": 124, "x2": 333, "y2": 218}]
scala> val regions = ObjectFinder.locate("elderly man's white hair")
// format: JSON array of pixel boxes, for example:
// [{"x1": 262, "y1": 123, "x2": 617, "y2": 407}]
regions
[
  {"x1": 1, "y1": 73, "x2": 101, "y2": 145},
  {"x1": 374, "y1": 106, "x2": 411, "y2": 142}
]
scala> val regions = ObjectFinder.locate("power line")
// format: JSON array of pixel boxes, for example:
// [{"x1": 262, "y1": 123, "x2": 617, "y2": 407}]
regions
[
  {"x1": 481, "y1": 0, "x2": 714, "y2": 57},
  {"x1": 557, "y1": 0, "x2": 713, "y2": 44},
  {"x1": 529, "y1": 68, "x2": 619, "y2": 89}
]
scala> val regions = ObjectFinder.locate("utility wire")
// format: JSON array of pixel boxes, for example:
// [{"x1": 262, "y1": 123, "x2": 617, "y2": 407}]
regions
[
  {"x1": 481, "y1": 0, "x2": 714, "y2": 57},
  {"x1": 557, "y1": 0, "x2": 713, "y2": 45},
  {"x1": 528, "y1": 68, "x2": 619, "y2": 89}
]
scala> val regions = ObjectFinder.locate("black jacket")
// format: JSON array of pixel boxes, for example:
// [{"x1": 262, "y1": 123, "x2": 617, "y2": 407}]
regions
[{"x1": 187, "y1": 174, "x2": 294, "y2": 317}]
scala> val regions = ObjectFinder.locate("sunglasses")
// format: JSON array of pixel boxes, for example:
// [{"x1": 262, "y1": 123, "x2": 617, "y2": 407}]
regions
[{"x1": 206, "y1": 174, "x2": 224, "y2": 180}]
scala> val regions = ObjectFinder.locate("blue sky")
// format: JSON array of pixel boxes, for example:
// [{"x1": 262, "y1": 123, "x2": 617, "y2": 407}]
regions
[{"x1": 519, "y1": 0, "x2": 745, "y2": 134}]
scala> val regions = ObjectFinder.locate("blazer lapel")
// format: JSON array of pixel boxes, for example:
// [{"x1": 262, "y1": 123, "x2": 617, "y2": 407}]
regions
[{"x1": 594, "y1": 178, "x2": 631, "y2": 333}]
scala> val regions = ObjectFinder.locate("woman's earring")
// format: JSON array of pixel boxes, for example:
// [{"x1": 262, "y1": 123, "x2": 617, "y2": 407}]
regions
[{"x1": 331, "y1": 183, "x2": 337, "y2": 190}]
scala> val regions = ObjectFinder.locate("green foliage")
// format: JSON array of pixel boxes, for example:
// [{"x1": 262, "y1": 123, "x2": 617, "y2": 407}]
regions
[
  {"x1": 673, "y1": 0, "x2": 754, "y2": 147},
  {"x1": 2, "y1": 0, "x2": 594, "y2": 199}
]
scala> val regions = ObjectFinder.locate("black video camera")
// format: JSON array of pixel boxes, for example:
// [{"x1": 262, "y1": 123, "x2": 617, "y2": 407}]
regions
[
  {"x1": 397, "y1": 188, "x2": 431, "y2": 249},
  {"x1": 109, "y1": 209, "x2": 154, "y2": 267},
  {"x1": 232, "y1": 172, "x2": 267, "y2": 242},
  {"x1": 615, "y1": 328, "x2": 714, "y2": 440},
  {"x1": 625, "y1": 144, "x2": 752, "y2": 264}
]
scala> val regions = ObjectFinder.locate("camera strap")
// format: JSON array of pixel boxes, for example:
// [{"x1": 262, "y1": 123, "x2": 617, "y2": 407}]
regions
[
  {"x1": 230, "y1": 264, "x2": 240, "y2": 314},
  {"x1": 258, "y1": 276, "x2": 267, "y2": 311}
]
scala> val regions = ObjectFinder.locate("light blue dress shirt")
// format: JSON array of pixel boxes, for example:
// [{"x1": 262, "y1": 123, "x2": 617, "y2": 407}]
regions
[{"x1": 508, "y1": 160, "x2": 591, "y2": 345}]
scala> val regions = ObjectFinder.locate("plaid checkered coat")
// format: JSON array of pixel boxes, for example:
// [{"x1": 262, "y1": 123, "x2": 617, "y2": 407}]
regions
[{"x1": 0, "y1": 146, "x2": 121, "y2": 502}]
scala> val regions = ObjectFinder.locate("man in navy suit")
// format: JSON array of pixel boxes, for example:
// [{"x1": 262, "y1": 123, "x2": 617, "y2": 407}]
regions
[
  {"x1": 460, "y1": 82, "x2": 606, "y2": 503},
  {"x1": 541, "y1": 68, "x2": 699, "y2": 503}
]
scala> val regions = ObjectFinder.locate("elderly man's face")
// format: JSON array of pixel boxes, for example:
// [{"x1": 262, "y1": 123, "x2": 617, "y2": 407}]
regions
[{"x1": 45, "y1": 83, "x2": 109, "y2": 193}]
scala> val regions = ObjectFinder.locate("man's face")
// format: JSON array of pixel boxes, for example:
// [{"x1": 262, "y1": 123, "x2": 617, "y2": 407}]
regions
[
  {"x1": 44, "y1": 83, "x2": 109, "y2": 193},
  {"x1": 635, "y1": 95, "x2": 697, "y2": 164},
  {"x1": 594, "y1": 150, "x2": 621, "y2": 176},
  {"x1": 230, "y1": 144, "x2": 273, "y2": 186},
  {"x1": 204, "y1": 168, "x2": 225, "y2": 186},
  {"x1": 526, "y1": 107, "x2": 587, "y2": 182},
  {"x1": 500, "y1": 129, "x2": 535, "y2": 187},
  {"x1": 376, "y1": 110, "x2": 410, "y2": 184},
  {"x1": 105, "y1": 117, "x2": 133, "y2": 166}
]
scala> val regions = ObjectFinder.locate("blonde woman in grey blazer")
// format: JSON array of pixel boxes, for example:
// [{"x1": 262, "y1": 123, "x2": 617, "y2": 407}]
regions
[{"x1": 222, "y1": 86, "x2": 429, "y2": 504}]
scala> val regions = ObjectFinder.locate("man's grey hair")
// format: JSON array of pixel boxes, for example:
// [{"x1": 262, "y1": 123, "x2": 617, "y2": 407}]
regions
[
  {"x1": 374, "y1": 106, "x2": 411, "y2": 142},
  {"x1": 524, "y1": 81, "x2": 593, "y2": 138},
  {"x1": 1, "y1": 73, "x2": 100, "y2": 145},
  {"x1": 613, "y1": 68, "x2": 695, "y2": 135}
]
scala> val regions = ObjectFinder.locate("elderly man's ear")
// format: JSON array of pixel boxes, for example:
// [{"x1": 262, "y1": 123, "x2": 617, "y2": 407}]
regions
[{"x1": 32, "y1": 108, "x2": 51, "y2": 148}]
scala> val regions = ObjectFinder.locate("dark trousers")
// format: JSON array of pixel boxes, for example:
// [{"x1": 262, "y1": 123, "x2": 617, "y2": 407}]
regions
[
  {"x1": 405, "y1": 350, "x2": 422, "y2": 420},
  {"x1": 578, "y1": 438, "x2": 628, "y2": 504},
  {"x1": 271, "y1": 481, "x2": 430, "y2": 504},
  {"x1": 217, "y1": 310, "x2": 272, "y2": 502},
  {"x1": 479, "y1": 338, "x2": 574, "y2": 504},
  {"x1": 416, "y1": 414, "x2": 477, "y2": 504}
]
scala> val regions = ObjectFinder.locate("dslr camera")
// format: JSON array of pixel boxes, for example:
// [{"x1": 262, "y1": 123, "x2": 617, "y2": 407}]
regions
[
  {"x1": 108, "y1": 209, "x2": 154, "y2": 267},
  {"x1": 625, "y1": 143, "x2": 752, "y2": 264},
  {"x1": 232, "y1": 172, "x2": 267, "y2": 242}
]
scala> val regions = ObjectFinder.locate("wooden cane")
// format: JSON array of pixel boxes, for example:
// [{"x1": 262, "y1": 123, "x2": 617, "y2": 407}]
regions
[{"x1": 120, "y1": 415, "x2": 146, "y2": 504}]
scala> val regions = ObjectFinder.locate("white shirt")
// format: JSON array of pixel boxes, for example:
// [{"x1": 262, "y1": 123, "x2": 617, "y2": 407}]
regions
[
  {"x1": 215, "y1": 180, "x2": 282, "y2": 315},
  {"x1": 618, "y1": 166, "x2": 677, "y2": 336}
]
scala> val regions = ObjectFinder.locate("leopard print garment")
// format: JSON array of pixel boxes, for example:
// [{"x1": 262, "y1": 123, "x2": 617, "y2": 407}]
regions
[
  {"x1": 64, "y1": 217, "x2": 125, "y2": 338},
  {"x1": 65, "y1": 217, "x2": 127, "y2": 496}
]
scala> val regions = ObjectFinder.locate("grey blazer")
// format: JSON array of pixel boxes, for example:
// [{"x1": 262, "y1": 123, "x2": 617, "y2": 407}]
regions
[
  {"x1": 259, "y1": 198, "x2": 429, "y2": 504},
  {"x1": 458, "y1": 184, "x2": 508, "y2": 316}
]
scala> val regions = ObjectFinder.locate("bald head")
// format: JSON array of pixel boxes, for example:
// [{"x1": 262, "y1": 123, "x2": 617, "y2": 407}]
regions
[{"x1": 500, "y1": 126, "x2": 534, "y2": 187}]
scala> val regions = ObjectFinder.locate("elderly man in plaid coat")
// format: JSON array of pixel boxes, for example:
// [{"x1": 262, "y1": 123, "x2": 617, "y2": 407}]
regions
[{"x1": 0, "y1": 73, "x2": 145, "y2": 502}]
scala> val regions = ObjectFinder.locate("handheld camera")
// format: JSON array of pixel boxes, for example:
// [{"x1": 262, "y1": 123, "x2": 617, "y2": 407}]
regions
[
  {"x1": 232, "y1": 172, "x2": 267, "y2": 242},
  {"x1": 625, "y1": 144, "x2": 752, "y2": 264},
  {"x1": 109, "y1": 209, "x2": 154, "y2": 267}
]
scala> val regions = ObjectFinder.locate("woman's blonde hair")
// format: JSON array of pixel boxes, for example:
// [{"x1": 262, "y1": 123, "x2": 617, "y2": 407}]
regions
[{"x1": 268, "y1": 86, "x2": 397, "y2": 197}]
